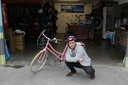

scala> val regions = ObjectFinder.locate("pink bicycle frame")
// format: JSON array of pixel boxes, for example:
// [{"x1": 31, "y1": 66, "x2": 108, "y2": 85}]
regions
[{"x1": 40, "y1": 40, "x2": 68, "y2": 61}]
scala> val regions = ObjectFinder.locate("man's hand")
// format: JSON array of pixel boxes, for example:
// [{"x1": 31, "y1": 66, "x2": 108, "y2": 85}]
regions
[{"x1": 78, "y1": 58, "x2": 84, "y2": 62}]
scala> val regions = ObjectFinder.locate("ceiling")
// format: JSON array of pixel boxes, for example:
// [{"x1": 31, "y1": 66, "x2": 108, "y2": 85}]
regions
[
  {"x1": 53, "y1": 0, "x2": 99, "y2": 4},
  {"x1": 53, "y1": 0, "x2": 118, "y2": 4}
]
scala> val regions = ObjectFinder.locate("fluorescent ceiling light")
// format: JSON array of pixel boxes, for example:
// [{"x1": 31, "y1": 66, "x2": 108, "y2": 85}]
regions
[{"x1": 59, "y1": 0, "x2": 80, "y2": 1}]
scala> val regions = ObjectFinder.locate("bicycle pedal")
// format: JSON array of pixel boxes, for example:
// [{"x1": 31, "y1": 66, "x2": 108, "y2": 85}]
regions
[{"x1": 57, "y1": 59, "x2": 62, "y2": 62}]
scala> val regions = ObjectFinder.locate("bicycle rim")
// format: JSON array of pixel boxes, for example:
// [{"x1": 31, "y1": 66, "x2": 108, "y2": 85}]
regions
[
  {"x1": 94, "y1": 17, "x2": 103, "y2": 28},
  {"x1": 30, "y1": 50, "x2": 48, "y2": 73}
]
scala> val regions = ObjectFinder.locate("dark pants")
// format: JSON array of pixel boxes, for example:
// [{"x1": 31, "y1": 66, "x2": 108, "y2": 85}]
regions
[{"x1": 65, "y1": 61, "x2": 95, "y2": 75}]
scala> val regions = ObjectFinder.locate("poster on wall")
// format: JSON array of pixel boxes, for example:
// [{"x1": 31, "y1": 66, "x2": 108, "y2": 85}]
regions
[{"x1": 61, "y1": 5, "x2": 84, "y2": 13}]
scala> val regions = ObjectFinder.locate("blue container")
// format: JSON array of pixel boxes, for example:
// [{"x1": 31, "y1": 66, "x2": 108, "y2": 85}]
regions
[
  {"x1": 4, "y1": 40, "x2": 10, "y2": 60},
  {"x1": 106, "y1": 31, "x2": 115, "y2": 45}
]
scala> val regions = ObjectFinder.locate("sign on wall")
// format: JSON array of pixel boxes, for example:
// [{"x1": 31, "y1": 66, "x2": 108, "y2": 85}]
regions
[{"x1": 61, "y1": 5, "x2": 84, "y2": 13}]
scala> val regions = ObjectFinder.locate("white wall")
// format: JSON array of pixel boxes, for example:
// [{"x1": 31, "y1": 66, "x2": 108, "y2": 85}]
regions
[{"x1": 55, "y1": 3, "x2": 92, "y2": 33}]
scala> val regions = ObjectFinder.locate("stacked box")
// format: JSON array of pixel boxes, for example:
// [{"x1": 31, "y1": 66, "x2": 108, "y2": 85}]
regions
[
  {"x1": 15, "y1": 33, "x2": 25, "y2": 50},
  {"x1": 4, "y1": 28, "x2": 16, "y2": 53}
]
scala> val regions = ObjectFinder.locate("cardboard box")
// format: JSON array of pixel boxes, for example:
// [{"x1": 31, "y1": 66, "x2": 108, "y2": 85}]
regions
[
  {"x1": 4, "y1": 28, "x2": 16, "y2": 53},
  {"x1": 4, "y1": 28, "x2": 13, "y2": 34},
  {"x1": 120, "y1": 38, "x2": 127, "y2": 46},
  {"x1": 15, "y1": 35, "x2": 24, "y2": 42},
  {"x1": 15, "y1": 43, "x2": 25, "y2": 50},
  {"x1": 15, "y1": 33, "x2": 25, "y2": 50}
]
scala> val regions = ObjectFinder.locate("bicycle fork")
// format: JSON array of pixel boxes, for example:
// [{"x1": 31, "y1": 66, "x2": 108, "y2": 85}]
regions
[{"x1": 38, "y1": 51, "x2": 47, "y2": 63}]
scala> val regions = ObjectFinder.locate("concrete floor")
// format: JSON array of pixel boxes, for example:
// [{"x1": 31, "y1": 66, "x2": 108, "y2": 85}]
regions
[{"x1": 0, "y1": 33, "x2": 128, "y2": 85}]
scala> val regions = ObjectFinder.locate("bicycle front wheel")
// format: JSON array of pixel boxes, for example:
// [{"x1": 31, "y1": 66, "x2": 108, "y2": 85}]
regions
[{"x1": 30, "y1": 50, "x2": 48, "y2": 73}]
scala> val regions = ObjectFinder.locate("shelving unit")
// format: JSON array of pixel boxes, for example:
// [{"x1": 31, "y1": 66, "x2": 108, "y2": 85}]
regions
[{"x1": 115, "y1": 27, "x2": 128, "y2": 51}]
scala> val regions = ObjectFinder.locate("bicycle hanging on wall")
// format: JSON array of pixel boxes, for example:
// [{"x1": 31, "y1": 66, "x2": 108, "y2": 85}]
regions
[{"x1": 77, "y1": 14, "x2": 102, "y2": 44}]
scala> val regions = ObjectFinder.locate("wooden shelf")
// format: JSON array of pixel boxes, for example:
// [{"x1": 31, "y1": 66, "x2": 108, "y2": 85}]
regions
[
  {"x1": 92, "y1": 6, "x2": 99, "y2": 10},
  {"x1": 115, "y1": 27, "x2": 128, "y2": 32}
]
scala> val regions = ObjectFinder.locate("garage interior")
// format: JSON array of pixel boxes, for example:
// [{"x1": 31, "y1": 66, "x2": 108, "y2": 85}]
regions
[
  {"x1": 1, "y1": 0, "x2": 128, "y2": 85},
  {"x1": 1, "y1": 0, "x2": 128, "y2": 70}
]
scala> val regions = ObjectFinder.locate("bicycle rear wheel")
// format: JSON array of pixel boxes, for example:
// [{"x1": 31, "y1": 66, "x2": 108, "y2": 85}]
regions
[
  {"x1": 94, "y1": 17, "x2": 103, "y2": 28},
  {"x1": 30, "y1": 50, "x2": 48, "y2": 73}
]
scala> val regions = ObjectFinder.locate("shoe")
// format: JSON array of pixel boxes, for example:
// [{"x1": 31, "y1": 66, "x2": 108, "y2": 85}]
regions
[
  {"x1": 66, "y1": 72, "x2": 76, "y2": 77},
  {"x1": 90, "y1": 74, "x2": 95, "y2": 79}
]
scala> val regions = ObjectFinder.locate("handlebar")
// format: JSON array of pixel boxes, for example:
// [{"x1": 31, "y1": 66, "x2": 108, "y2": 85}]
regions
[{"x1": 41, "y1": 29, "x2": 62, "y2": 43}]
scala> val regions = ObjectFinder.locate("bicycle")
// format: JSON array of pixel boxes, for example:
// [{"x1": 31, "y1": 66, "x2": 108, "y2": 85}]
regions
[
  {"x1": 30, "y1": 29, "x2": 68, "y2": 73},
  {"x1": 77, "y1": 14, "x2": 102, "y2": 44},
  {"x1": 78, "y1": 14, "x2": 102, "y2": 29}
]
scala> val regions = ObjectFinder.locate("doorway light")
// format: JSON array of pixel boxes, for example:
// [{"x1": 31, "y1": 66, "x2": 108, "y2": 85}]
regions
[{"x1": 59, "y1": 0, "x2": 80, "y2": 1}]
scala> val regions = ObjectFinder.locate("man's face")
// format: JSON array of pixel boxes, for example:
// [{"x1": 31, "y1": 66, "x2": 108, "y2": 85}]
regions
[{"x1": 69, "y1": 40, "x2": 76, "y2": 49}]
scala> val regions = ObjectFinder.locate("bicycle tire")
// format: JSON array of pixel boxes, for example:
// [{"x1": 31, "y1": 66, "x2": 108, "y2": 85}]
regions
[
  {"x1": 30, "y1": 50, "x2": 48, "y2": 73},
  {"x1": 37, "y1": 34, "x2": 46, "y2": 49},
  {"x1": 94, "y1": 17, "x2": 103, "y2": 28}
]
